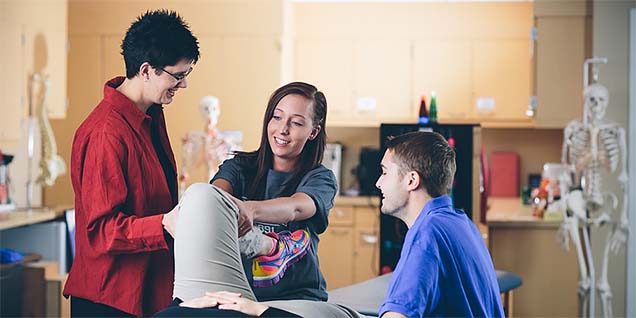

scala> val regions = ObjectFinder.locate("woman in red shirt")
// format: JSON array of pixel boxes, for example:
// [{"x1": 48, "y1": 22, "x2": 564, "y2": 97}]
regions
[{"x1": 63, "y1": 10, "x2": 200, "y2": 317}]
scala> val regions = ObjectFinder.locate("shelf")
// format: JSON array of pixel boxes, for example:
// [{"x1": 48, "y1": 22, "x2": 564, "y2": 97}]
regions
[
  {"x1": 0, "y1": 205, "x2": 71, "y2": 231},
  {"x1": 486, "y1": 197, "x2": 561, "y2": 228},
  {"x1": 335, "y1": 195, "x2": 380, "y2": 207}
]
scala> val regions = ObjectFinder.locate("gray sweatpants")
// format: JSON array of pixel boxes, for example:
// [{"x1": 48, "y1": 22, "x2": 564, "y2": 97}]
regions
[{"x1": 173, "y1": 183, "x2": 362, "y2": 318}]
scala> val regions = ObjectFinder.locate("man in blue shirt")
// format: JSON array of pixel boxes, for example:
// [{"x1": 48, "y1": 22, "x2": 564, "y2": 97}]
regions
[{"x1": 376, "y1": 131, "x2": 504, "y2": 318}]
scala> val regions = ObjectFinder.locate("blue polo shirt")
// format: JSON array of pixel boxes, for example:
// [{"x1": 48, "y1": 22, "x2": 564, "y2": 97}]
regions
[{"x1": 379, "y1": 196, "x2": 504, "y2": 318}]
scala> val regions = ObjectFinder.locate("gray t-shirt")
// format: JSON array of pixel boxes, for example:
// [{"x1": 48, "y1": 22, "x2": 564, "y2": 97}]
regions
[{"x1": 212, "y1": 156, "x2": 337, "y2": 302}]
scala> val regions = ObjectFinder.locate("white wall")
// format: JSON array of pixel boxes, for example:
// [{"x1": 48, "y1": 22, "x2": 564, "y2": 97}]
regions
[
  {"x1": 592, "y1": 0, "x2": 636, "y2": 316},
  {"x1": 628, "y1": 7, "x2": 636, "y2": 318}
]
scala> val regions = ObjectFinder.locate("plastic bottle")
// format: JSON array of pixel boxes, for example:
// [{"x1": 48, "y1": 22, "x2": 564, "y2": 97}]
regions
[
  {"x1": 429, "y1": 91, "x2": 438, "y2": 123},
  {"x1": 418, "y1": 95, "x2": 429, "y2": 125}
]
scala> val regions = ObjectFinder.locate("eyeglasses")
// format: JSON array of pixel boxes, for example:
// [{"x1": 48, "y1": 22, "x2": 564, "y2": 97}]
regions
[{"x1": 159, "y1": 66, "x2": 193, "y2": 82}]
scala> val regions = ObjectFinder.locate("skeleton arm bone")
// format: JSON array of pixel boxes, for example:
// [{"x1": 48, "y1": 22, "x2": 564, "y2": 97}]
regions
[
  {"x1": 608, "y1": 128, "x2": 629, "y2": 254},
  {"x1": 562, "y1": 124, "x2": 572, "y2": 164},
  {"x1": 559, "y1": 123, "x2": 577, "y2": 251},
  {"x1": 617, "y1": 127, "x2": 628, "y2": 227}
]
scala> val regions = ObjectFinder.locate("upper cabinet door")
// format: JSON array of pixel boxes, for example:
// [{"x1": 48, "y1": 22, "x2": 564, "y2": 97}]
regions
[
  {"x1": 294, "y1": 38, "x2": 354, "y2": 123},
  {"x1": 23, "y1": 1, "x2": 68, "y2": 119},
  {"x1": 1, "y1": 0, "x2": 68, "y2": 143},
  {"x1": 294, "y1": 38, "x2": 412, "y2": 126},
  {"x1": 534, "y1": 17, "x2": 586, "y2": 128},
  {"x1": 413, "y1": 40, "x2": 473, "y2": 121},
  {"x1": 0, "y1": 23, "x2": 24, "y2": 142},
  {"x1": 353, "y1": 39, "x2": 412, "y2": 124},
  {"x1": 472, "y1": 40, "x2": 533, "y2": 123}
]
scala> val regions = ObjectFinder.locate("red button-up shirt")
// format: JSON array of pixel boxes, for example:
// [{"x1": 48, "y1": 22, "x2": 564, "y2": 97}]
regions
[{"x1": 63, "y1": 77, "x2": 177, "y2": 316}]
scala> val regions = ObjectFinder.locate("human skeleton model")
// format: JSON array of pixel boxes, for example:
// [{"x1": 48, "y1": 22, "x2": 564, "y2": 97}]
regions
[
  {"x1": 560, "y1": 82, "x2": 628, "y2": 318},
  {"x1": 179, "y1": 96, "x2": 237, "y2": 195},
  {"x1": 29, "y1": 73, "x2": 66, "y2": 187}
]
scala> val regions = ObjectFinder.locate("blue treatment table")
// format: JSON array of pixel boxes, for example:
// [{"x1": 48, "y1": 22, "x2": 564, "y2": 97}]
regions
[{"x1": 328, "y1": 270, "x2": 522, "y2": 317}]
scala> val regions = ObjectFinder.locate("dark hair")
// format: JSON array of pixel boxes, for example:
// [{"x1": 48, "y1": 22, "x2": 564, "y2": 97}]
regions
[
  {"x1": 385, "y1": 131, "x2": 456, "y2": 198},
  {"x1": 121, "y1": 9, "x2": 200, "y2": 78},
  {"x1": 237, "y1": 82, "x2": 327, "y2": 199}
]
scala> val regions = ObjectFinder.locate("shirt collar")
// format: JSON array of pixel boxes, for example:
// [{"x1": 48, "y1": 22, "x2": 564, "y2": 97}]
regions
[
  {"x1": 103, "y1": 76, "x2": 159, "y2": 129},
  {"x1": 411, "y1": 195, "x2": 453, "y2": 228},
  {"x1": 421, "y1": 195, "x2": 453, "y2": 216}
]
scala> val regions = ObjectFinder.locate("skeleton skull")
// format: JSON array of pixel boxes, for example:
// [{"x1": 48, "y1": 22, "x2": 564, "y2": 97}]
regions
[
  {"x1": 584, "y1": 84, "x2": 609, "y2": 122},
  {"x1": 200, "y1": 96, "x2": 221, "y2": 127}
]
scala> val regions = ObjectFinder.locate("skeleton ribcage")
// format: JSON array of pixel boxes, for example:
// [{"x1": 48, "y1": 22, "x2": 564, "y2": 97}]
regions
[
  {"x1": 568, "y1": 124, "x2": 590, "y2": 168},
  {"x1": 570, "y1": 125, "x2": 621, "y2": 212},
  {"x1": 598, "y1": 127, "x2": 620, "y2": 172}
]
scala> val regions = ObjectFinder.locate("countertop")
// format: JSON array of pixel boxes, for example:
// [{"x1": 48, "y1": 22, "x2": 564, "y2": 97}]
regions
[
  {"x1": 334, "y1": 195, "x2": 380, "y2": 207},
  {"x1": 486, "y1": 197, "x2": 561, "y2": 228},
  {"x1": 0, "y1": 205, "x2": 72, "y2": 231}
]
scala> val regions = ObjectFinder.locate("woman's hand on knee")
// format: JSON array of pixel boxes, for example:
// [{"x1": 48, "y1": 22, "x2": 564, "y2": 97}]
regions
[
  {"x1": 229, "y1": 195, "x2": 255, "y2": 237},
  {"x1": 205, "y1": 291, "x2": 269, "y2": 317},
  {"x1": 179, "y1": 293, "x2": 220, "y2": 309}
]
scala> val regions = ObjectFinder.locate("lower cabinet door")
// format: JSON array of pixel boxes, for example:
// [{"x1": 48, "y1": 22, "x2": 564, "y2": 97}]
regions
[{"x1": 318, "y1": 225, "x2": 354, "y2": 289}]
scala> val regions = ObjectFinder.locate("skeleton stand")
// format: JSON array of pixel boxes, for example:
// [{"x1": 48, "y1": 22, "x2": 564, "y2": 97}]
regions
[{"x1": 560, "y1": 58, "x2": 629, "y2": 318}]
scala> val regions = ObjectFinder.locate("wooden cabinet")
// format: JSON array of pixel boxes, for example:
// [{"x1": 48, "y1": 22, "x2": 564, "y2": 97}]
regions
[
  {"x1": 473, "y1": 40, "x2": 533, "y2": 123},
  {"x1": 0, "y1": 21, "x2": 24, "y2": 142},
  {"x1": 352, "y1": 39, "x2": 412, "y2": 124},
  {"x1": 0, "y1": 0, "x2": 68, "y2": 143},
  {"x1": 416, "y1": 39, "x2": 534, "y2": 124},
  {"x1": 533, "y1": 8, "x2": 591, "y2": 128},
  {"x1": 294, "y1": 38, "x2": 412, "y2": 126},
  {"x1": 294, "y1": 39, "x2": 354, "y2": 121},
  {"x1": 318, "y1": 200, "x2": 380, "y2": 290},
  {"x1": 487, "y1": 197, "x2": 579, "y2": 316},
  {"x1": 319, "y1": 206, "x2": 355, "y2": 289},
  {"x1": 292, "y1": 2, "x2": 534, "y2": 127},
  {"x1": 489, "y1": 224, "x2": 578, "y2": 316},
  {"x1": 294, "y1": 36, "x2": 534, "y2": 127},
  {"x1": 352, "y1": 206, "x2": 380, "y2": 282},
  {"x1": 413, "y1": 41, "x2": 473, "y2": 121}
]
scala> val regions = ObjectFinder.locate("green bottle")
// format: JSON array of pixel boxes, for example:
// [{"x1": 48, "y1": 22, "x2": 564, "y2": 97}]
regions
[{"x1": 430, "y1": 91, "x2": 438, "y2": 123}]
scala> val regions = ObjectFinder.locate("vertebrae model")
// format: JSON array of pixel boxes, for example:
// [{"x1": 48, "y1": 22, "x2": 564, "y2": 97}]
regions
[
  {"x1": 560, "y1": 73, "x2": 628, "y2": 318},
  {"x1": 179, "y1": 96, "x2": 240, "y2": 195},
  {"x1": 30, "y1": 73, "x2": 66, "y2": 186}
]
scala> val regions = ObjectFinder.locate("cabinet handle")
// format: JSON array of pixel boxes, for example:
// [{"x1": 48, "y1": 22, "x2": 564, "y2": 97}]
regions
[
  {"x1": 331, "y1": 228, "x2": 349, "y2": 235},
  {"x1": 526, "y1": 96, "x2": 536, "y2": 118},
  {"x1": 360, "y1": 233, "x2": 378, "y2": 244},
  {"x1": 334, "y1": 209, "x2": 345, "y2": 218}
]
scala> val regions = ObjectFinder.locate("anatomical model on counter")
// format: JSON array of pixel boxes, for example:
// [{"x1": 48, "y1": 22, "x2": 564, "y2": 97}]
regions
[
  {"x1": 31, "y1": 73, "x2": 67, "y2": 187},
  {"x1": 559, "y1": 58, "x2": 628, "y2": 318},
  {"x1": 179, "y1": 96, "x2": 241, "y2": 195}
]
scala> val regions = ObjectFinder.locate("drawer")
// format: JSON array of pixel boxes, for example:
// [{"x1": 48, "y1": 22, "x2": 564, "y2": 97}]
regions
[
  {"x1": 355, "y1": 206, "x2": 379, "y2": 228},
  {"x1": 329, "y1": 206, "x2": 354, "y2": 226}
]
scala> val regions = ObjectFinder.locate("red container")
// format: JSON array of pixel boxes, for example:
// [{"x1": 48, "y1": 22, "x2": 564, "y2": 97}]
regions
[{"x1": 490, "y1": 152, "x2": 520, "y2": 197}]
